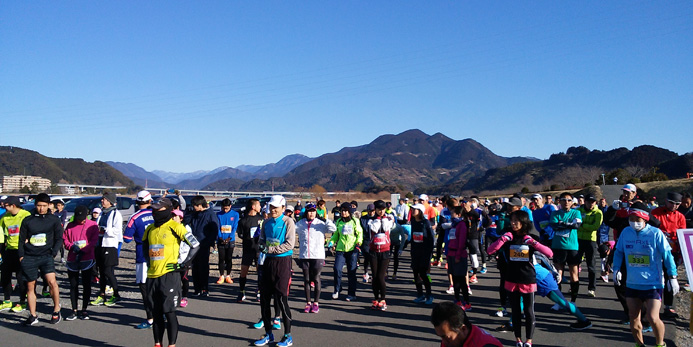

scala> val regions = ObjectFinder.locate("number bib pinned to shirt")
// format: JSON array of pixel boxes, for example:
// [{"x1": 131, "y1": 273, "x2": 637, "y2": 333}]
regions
[
  {"x1": 555, "y1": 229, "x2": 570, "y2": 238},
  {"x1": 373, "y1": 233, "x2": 388, "y2": 246},
  {"x1": 29, "y1": 233, "x2": 47, "y2": 247},
  {"x1": 628, "y1": 253, "x2": 651, "y2": 267},
  {"x1": 221, "y1": 225, "x2": 232, "y2": 233},
  {"x1": 149, "y1": 244, "x2": 164, "y2": 261},
  {"x1": 509, "y1": 245, "x2": 530, "y2": 262},
  {"x1": 74, "y1": 240, "x2": 87, "y2": 249},
  {"x1": 412, "y1": 232, "x2": 424, "y2": 243},
  {"x1": 342, "y1": 224, "x2": 353, "y2": 235},
  {"x1": 7, "y1": 225, "x2": 20, "y2": 237}
]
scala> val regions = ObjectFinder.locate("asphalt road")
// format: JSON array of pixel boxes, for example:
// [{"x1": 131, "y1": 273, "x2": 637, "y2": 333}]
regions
[{"x1": 0, "y1": 241, "x2": 682, "y2": 346}]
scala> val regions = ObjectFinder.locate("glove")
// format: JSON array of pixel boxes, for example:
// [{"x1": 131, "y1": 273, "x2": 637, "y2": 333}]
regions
[
  {"x1": 165, "y1": 263, "x2": 184, "y2": 271},
  {"x1": 667, "y1": 278, "x2": 680, "y2": 296},
  {"x1": 501, "y1": 232, "x2": 513, "y2": 242},
  {"x1": 355, "y1": 245, "x2": 362, "y2": 254},
  {"x1": 572, "y1": 218, "x2": 582, "y2": 228},
  {"x1": 258, "y1": 243, "x2": 268, "y2": 254},
  {"x1": 70, "y1": 244, "x2": 81, "y2": 254},
  {"x1": 614, "y1": 271, "x2": 622, "y2": 287},
  {"x1": 327, "y1": 241, "x2": 334, "y2": 249}
]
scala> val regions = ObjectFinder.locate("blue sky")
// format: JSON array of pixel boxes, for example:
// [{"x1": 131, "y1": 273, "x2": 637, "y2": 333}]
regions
[{"x1": 2, "y1": 1, "x2": 691, "y2": 173}]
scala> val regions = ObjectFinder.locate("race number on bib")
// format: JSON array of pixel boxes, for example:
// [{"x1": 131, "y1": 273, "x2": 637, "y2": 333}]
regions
[
  {"x1": 221, "y1": 225, "x2": 232, "y2": 233},
  {"x1": 8, "y1": 225, "x2": 19, "y2": 237},
  {"x1": 555, "y1": 229, "x2": 570, "y2": 238},
  {"x1": 509, "y1": 245, "x2": 530, "y2": 262},
  {"x1": 149, "y1": 244, "x2": 164, "y2": 261},
  {"x1": 74, "y1": 240, "x2": 87, "y2": 249},
  {"x1": 29, "y1": 233, "x2": 47, "y2": 247},
  {"x1": 342, "y1": 224, "x2": 353, "y2": 235},
  {"x1": 373, "y1": 233, "x2": 388, "y2": 246},
  {"x1": 412, "y1": 232, "x2": 424, "y2": 243},
  {"x1": 628, "y1": 253, "x2": 651, "y2": 267}
]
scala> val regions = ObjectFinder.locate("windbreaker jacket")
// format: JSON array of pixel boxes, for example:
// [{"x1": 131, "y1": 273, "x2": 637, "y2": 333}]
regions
[
  {"x1": 296, "y1": 217, "x2": 336, "y2": 259},
  {"x1": 577, "y1": 205, "x2": 603, "y2": 242},
  {"x1": 330, "y1": 217, "x2": 363, "y2": 252},
  {"x1": 96, "y1": 208, "x2": 123, "y2": 248},
  {"x1": 613, "y1": 224, "x2": 677, "y2": 290}
]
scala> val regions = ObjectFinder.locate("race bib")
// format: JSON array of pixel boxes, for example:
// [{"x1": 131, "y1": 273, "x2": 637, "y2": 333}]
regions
[
  {"x1": 266, "y1": 237, "x2": 281, "y2": 248},
  {"x1": 628, "y1": 253, "x2": 651, "y2": 267},
  {"x1": 373, "y1": 233, "x2": 388, "y2": 245},
  {"x1": 539, "y1": 221, "x2": 549, "y2": 229},
  {"x1": 7, "y1": 225, "x2": 20, "y2": 237},
  {"x1": 509, "y1": 245, "x2": 530, "y2": 262},
  {"x1": 412, "y1": 232, "x2": 424, "y2": 243},
  {"x1": 555, "y1": 229, "x2": 570, "y2": 238},
  {"x1": 250, "y1": 227, "x2": 259, "y2": 238},
  {"x1": 149, "y1": 244, "x2": 164, "y2": 261},
  {"x1": 221, "y1": 225, "x2": 232, "y2": 233},
  {"x1": 29, "y1": 233, "x2": 47, "y2": 247},
  {"x1": 448, "y1": 231, "x2": 456, "y2": 241},
  {"x1": 74, "y1": 240, "x2": 87, "y2": 249},
  {"x1": 342, "y1": 224, "x2": 353, "y2": 235}
]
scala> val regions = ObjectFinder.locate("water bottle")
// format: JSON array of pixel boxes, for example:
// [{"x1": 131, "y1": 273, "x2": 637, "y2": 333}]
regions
[{"x1": 258, "y1": 252, "x2": 266, "y2": 266}]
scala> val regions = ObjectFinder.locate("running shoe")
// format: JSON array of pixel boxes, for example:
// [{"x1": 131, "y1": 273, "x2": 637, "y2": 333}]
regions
[
  {"x1": 332, "y1": 292, "x2": 339, "y2": 300},
  {"x1": 310, "y1": 281, "x2": 315, "y2": 288},
  {"x1": 480, "y1": 267, "x2": 487, "y2": 274},
  {"x1": 345, "y1": 295, "x2": 356, "y2": 302},
  {"x1": 587, "y1": 290, "x2": 596, "y2": 297},
  {"x1": 51, "y1": 311, "x2": 63, "y2": 324},
  {"x1": 272, "y1": 318, "x2": 281, "y2": 330},
  {"x1": 180, "y1": 298, "x2": 188, "y2": 308},
  {"x1": 225, "y1": 276, "x2": 233, "y2": 284},
  {"x1": 431, "y1": 260, "x2": 439, "y2": 267},
  {"x1": 105, "y1": 285, "x2": 114, "y2": 296},
  {"x1": 445, "y1": 286, "x2": 454, "y2": 294},
  {"x1": 363, "y1": 273, "x2": 370, "y2": 283},
  {"x1": 79, "y1": 311, "x2": 90, "y2": 320},
  {"x1": 310, "y1": 302, "x2": 319, "y2": 313},
  {"x1": 216, "y1": 276, "x2": 225, "y2": 284},
  {"x1": 304, "y1": 303, "x2": 312, "y2": 313},
  {"x1": 136, "y1": 321, "x2": 153, "y2": 329},
  {"x1": 201, "y1": 291, "x2": 209, "y2": 297},
  {"x1": 437, "y1": 261, "x2": 443, "y2": 268},
  {"x1": 277, "y1": 334, "x2": 293, "y2": 347},
  {"x1": 570, "y1": 319, "x2": 592, "y2": 330},
  {"x1": 524, "y1": 343, "x2": 532, "y2": 347},
  {"x1": 601, "y1": 274, "x2": 609, "y2": 283},
  {"x1": 371, "y1": 300, "x2": 378, "y2": 310},
  {"x1": 65, "y1": 311, "x2": 78, "y2": 321},
  {"x1": 642, "y1": 325, "x2": 653, "y2": 333},
  {"x1": 23, "y1": 314, "x2": 39, "y2": 326},
  {"x1": 252, "y1": 319, "x2": 264, "y2": 329},
  {"x1": 454, "y1": 301, "x2": 463, "y2": 308},
  {"x1": 254, "y1": 333, "x2": 274, "y2": 346},
  {"x1": 413, "y1": 295, "x2": 426, "y2": 303},
  {"x1": 550, "y1": 303, "x2": 561, "y2": 311},
  {"x1": 462, "y1": 303, "x2": 472, "y2": 311},
  {"x1": 467, "y1": 285, "x2": 473, "y2": 296},
  {"x1": 425, "y1": 296, "x2": 434, "y2": 305},
  {"x1": 470, "y1": 275, "x2": 478, "y2": 284},
  {"x1": 236, "y1": 292, "x2": 245, "y2": 303},
  {"x1": 495, "y1": 307, "x2": 507, "y2": 317},
  {"x1": 90, "y1": 296, "x2": 105, "y2": 306},
  {"x1": 11, "y1": 303, "x2": 26, "y2": 313},
  {"x1": 378, "y1": 300, "x2": 387, "y2": 311},
  {"x1": 661, "y1": 308, "x2": 677, "y2": 319},
  {"x1": 496, "y1": 323, "x2": 512, "y2": 332},
  {"x1": 0, "y1": 300, "x2": 12, "y2": 311},
  {"x1": 655, "y1": 343, "x2": 667, "y2": 347},
  {"x1": 41, "y1": 290, "x2": 51, "y2": 298},
  {"x1": 516, "y1": 342, "x2": 524, "y2": 347},
  {"x1": 444, "y1": 263, "x2": 448, "y2": 270},
  {"x1": 104, "y1": 296, "x2": 120, "y2": 307},
  {"x1": 256, "y1": 292, "x2": 261, "y2": 301}
]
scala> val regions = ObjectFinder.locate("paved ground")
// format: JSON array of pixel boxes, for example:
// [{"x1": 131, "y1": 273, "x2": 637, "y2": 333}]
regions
[{"x1": 0, "y1": 241, "x2": 685, "y2": 346}]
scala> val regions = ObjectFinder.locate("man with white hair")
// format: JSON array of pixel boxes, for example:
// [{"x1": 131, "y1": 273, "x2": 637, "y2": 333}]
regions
[{"x1": 254, "y1": 195, "x2": 296, "y2": 347}]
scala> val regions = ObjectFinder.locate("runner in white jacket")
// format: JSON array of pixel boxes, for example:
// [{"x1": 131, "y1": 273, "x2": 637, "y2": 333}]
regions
[{"x1": 296, "y1": 203, "x2": 336, "y2": 313}]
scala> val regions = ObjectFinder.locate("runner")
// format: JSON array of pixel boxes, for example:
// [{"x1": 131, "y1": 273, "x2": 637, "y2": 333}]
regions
[
  {"x1": 409, "y1": 203, "x2": 435, "y2": 305},
  {"x1": 171, "y1": 210, "x2": 191, "y2": 308},
  {"x1": 123, "y1": 190, "x2": 155, "y2": 328},
  {"x1": 53, "y1": 199, "x2": 67, "y2": 263},
  {"x1": 216, "y1": 198, "x2": 239, "y2": 285},
  {"x1": 328, "y1": 202, "x2": 363, "y2": 301},
  {"x1": 91, "y1": 192, "x2": 123, "y2": 307},
  {"x1": 651, "y1": 192, "x2": 686, "y2": 318},
  {"x1": 296, "y1": 203, "x2": 336, "y2": 313},
  {"x1": 464, "y1": 199, "x2": 482, "y2": 284},
  {"x1": 390, "y1": 222, "x2": 408, "y2": 280},
  {"x1": 0, "y1": 196, "x2": 30, "y2": 313},
  {"x1": 237, "y1": 198, "x2": 263, "y2": 302},
  {"x1": 254, "y1": 195, "x2": 295, "y2": 347},
  {"x1": 360, "y1": 204, "x2": 374, "y2": 283},
  {"x1": 493, "y1": 197, "x2": 523, "y2": 320},
  {"x1": 63, "y1": 205, "x2": 99, "y2": 321},
  {"x1": 549, "y1": 192, "x2": 582, "y2": 303},
  {"x1": 143, "y1": 198, "x2": 200, "y2": 347},
  {"x1": 367, "y1": 200, "x2": 394, "y2": 310},
  {"x1": 18, "y1": 193, "x2": 64, "y2": 325},
  {"x1": 187, "y1": 196, "x2": 219, "y2": 297},
  {"x1": 612, "y1": 202, "x2": 678, "y2": 347},
  {"x1": 530, "y1": 194, "x2": 556, "y2": 247},
  {"x1": 446, "y1": 206, "x2": 471, "y2": 310},
  {"x1": 488, "y1": 210, "x2": 553, "y2": 347},
  {"x1": 576, "y1": 195, "x2": 603, "y2": 297},
  {"x1": 431, "y1": 302, "x2": 503, "y2": 347}
]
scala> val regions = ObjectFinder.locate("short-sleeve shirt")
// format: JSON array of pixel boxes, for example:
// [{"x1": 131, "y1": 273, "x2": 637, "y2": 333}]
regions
[{"x1": 143, "y1": 219, "x2": 188, "y2": 279}]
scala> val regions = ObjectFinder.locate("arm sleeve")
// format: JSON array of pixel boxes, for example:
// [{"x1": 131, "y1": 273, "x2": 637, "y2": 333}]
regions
[
  {"x1": 325, "y1": 219, "x2": 337, "y2": 233},
  {"x1": 531, "y1": 239, "x2": 553, "y2": 258},
  {"x1": 487, "y1": 234, "x2": 507, "y2": 255},
  {"x1": 17, "y1": 219, "x2": 27, "y2": 258}
]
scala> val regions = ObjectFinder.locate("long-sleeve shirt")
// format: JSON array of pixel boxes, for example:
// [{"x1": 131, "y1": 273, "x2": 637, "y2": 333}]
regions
[
  {"x1": 260, "y1": 215, "x2": 296, "y2": 258},
  {"x1": 368, "y1": 214, "x2": 395, "y2": 253},
  {"x1": 613, "y1": 224, "x2": 677, "y2": 290},
  {"x1": 123, "y1": 208, "x2": 153, "y2": 263},
  {"x1": 651, "y1": 206, "x2": 686, "y2": 253},
  {"x1": 189, "y1": 208, "x2": 220, "y2": 248},
  {"x1": 0, "y1": 209, "x2": 31, "y2": 249},
  {"x1": 550, "y1": 209, "x2": 582, "y2": 251},
  {"x1": 96, "y1": 208, "x2": 123, "y2": 248},
  {"x1": 63, "y1": 219, "x2": 100, "y2": 262},
  {"x1": 446, "y1": 218, "x2": 468, "y2": 260},
  {"x1": 217, "y1": 210, "x2": 240, "y2": 243},
  {"x1": 330, "y1": 217, "x2": 363, "y2": 252},
  {"x1": 296, "y1": 217, "x2": 336, "y2": 259},
  {"x1": 18, "y1": 211, "x2": 64, "y2": 258}
]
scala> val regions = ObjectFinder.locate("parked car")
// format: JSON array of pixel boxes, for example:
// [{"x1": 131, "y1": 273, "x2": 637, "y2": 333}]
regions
[
  {"x1": 230, "y1": 196, "x2": 272, "y2": 214},
  {"x1": 64, "y1": 196, "x2": 135, "y2": 227}
]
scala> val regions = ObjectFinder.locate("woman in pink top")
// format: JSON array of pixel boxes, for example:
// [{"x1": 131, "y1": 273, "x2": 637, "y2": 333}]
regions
[
  {"x1": 488, "y1": 210, "x2": 553, "y2": 347},
  {"x1": 63, "y1": 205, "x2": 100, "y2": 321}
]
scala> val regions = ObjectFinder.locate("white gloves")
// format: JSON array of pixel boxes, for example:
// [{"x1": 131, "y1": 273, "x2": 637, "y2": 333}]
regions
[
  {"x1": 615, "y1": 271, "x2": 622, "y2": 286},
  {"x1": 667, "y1": 278, "x2": 680, "y2": 296}
]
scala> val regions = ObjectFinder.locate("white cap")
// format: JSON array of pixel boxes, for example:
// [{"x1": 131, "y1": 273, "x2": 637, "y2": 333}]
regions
[
  {"x1": 531, "y1": 194, "x2": 543, "y2": 200},
  {"x1": 502, "y1": 198, "x2": 509, "y2": 203},
  {"x1": 419, "y1": 194, "x2": 428, "y2": 201},
  {"x1": 285, "y1": 205, "x2": 295, "y2": 212},
  {"x1": 622, "y1": 183, "x2": 637, "y2": 193},
  {"x1": 136, "y1": 190, "x2": 152, "y2": 202},
  {"x1": 412, "y1": 203, "x2": 426, "y2": 215},
  {"x1": 268, "y1": 195, "x2": 286, "y2": 208}
]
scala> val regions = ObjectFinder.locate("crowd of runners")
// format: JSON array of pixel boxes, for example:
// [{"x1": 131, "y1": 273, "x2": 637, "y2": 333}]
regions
[{"x1": 0, "y1": 184, "x2": 692, "y2": 347}]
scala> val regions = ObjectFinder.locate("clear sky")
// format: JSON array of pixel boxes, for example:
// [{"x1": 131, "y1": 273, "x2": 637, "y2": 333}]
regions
[{"x1": 2, "y1": 1, "x2": 691, "y2": 173}]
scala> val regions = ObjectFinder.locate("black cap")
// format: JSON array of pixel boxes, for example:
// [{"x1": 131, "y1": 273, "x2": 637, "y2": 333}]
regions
[
  {"x1": 366, "y1": 204, "x2": 375, "y2": 211},
  {"x1": 668, "y1": 192, "x2": 683, "y2": 204},
  {"x1": 152, "y1": 198, "x2": 173, "y2": 210},
  {"x1": 585, "y1": 195, "x2": 597, "y2": 202},
  {"x1": 74, "y1": 205, "x2": 89, "y2": 222},
  {"x1": 340, "y1": 202, "x2": 353, "y2": 211},
  {"x1": 506, "y1": 197, "x2": 523, "y2": 207},
  {"x1": 4, "y1": 196, "x2": 21, "y2": 207},
  {"x1": 374, "y1": 200, "x2": 387, "y2": 210}
]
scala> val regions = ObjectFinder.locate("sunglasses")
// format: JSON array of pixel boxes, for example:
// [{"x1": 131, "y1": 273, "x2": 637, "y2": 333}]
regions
[{"x1": 560, "y1": 198, "x2": 572, "y2": 202}]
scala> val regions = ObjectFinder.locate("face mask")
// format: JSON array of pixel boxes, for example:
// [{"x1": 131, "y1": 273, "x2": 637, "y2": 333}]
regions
[
  {"x1": 629, "y1": 221, "x2": 646, "y2": 231},
  {"x1": 153, "y1": 208, "x2": 172, "y2": 227}
]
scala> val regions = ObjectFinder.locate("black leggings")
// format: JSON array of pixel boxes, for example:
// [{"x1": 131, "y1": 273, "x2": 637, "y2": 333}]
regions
[
  {"x1": 218, "y1": 244, "x2": 234, "y2": 276},
  {"x1": 181, "y1": 269, "x2": 189, "y2": 298},
  {"x1": 153, "y1": 311, "x2": 179, "y2": 345},
  {"x1": 68, "y1": 268, "x2": 92, "y2": 311},
  {"x1": 301, "y1": 259, "x2": 324, "y2": 303},
  {"x1": 139, "y1": 283, "x2": 153, "y2": 320},
  {"x1": 99, "y1": 265, "x2": 119, "y2": 297},
  {"x1": 1, "y1": 252, "x2": 25, "y2": 303},
  {"x1": 413, "y1": 267, "x2": 431, "y2": 297},
  {"x1": 510, "y1": 291, "x2": 535, "y2": 340},
  {"x1": 261, "y1": 293, "x2": 291, "y2": 335},
  {"x1": 391, "y1": 245, "x2": 402, "y2": 276},
  {"x1": 453, "y1": 275, "x2": 469, "y2": 304},
  {"x1": 499, "y1": 273, "x2": 508, "y2": 308},
  {"x1": 434, "y1": 229, "x2": 445, "y2": 261},
  {"x1": 370, "y1": 252, "x2": 390, "y2": 301}
]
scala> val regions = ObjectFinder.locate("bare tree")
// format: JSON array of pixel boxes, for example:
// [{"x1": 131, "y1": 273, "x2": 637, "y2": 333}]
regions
[{"x1": 624, "y1": 166, "x2": 649, "y2": 179}]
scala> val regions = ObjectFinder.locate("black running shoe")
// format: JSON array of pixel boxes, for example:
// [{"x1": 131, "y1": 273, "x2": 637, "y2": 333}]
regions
[
  {"x1": 65, "y1": 311, "x2": 78, "y2": 321},
  {"x1": 23, "y1": 314, "x2": 39, "y2": 326},
  {"x1": 50, "y1": 311, "x2": 61, "y2": 324},
  {"x1": 570, "y1": 319, "x2": 592, "y2": 330}
]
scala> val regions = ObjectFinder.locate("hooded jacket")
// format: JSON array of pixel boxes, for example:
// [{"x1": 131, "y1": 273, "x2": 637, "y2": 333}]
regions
[
  {"x1": 296, "y1": 217, "x2": 336, "y2": 259},
  {"x1": 18, "y1": 210, "x2": 64, "y2": 258}
]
